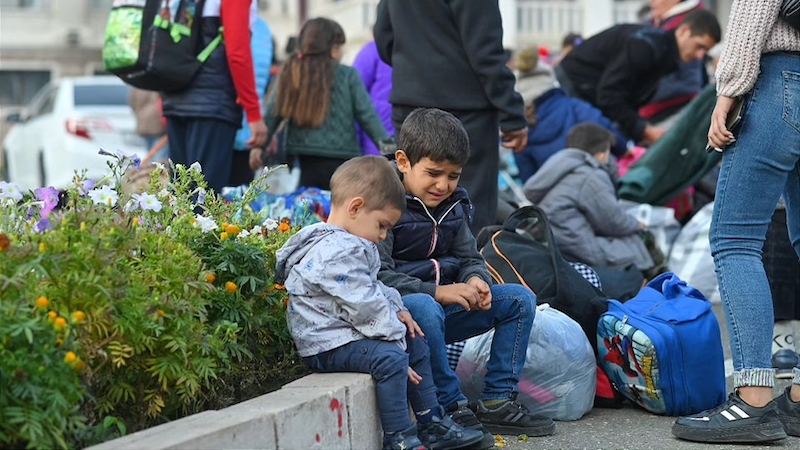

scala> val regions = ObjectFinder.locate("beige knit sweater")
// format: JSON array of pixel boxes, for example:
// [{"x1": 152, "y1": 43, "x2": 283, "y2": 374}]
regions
[{"x1": 716, "y1": 0, "x2": 800, "y2": 98}]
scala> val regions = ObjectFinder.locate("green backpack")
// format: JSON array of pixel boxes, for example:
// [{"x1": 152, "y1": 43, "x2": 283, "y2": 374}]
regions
[{"x1": 102, "y1": 0, "x2": 221, "y2": 92}]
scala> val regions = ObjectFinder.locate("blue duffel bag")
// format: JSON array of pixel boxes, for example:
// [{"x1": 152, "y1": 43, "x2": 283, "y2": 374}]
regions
[{"x1": 597, "y1": 272, "x2": 726, "y2": 415}]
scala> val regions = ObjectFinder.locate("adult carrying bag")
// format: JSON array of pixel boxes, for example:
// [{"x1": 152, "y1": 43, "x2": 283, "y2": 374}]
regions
[
  {"x1": 597, "y1": 272, "x2": 726, "y2": 416},
  {"x1": 480, "y1": 205, "x2": 609, "y2": 351},
  {"x1": 780, "y1": 0, "x2": 799, "y2": 31},
  {"x1": 102, "y1": 0, "x2": 221, "y2": 92}
]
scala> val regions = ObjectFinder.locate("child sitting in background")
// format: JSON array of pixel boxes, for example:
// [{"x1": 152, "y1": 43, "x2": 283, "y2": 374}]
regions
[
  {"x1": 275, "y1": 156, "x2": 482, "y2": 450},
  {"x1": 523, "y1": 123, "x2": 657, "y2": 277}
]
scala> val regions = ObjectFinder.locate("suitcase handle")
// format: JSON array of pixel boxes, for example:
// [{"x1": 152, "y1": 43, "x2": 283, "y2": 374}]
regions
[{"x1": 649, "y1": 272, "x2": 707, "y2": 301}]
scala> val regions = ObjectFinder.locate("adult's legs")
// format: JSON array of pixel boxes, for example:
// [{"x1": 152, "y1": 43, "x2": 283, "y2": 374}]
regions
[
  {"x1": 167, "y1": 117, "x2": 237, "y2": 193},
  {"x1": 297, "y1": 155, "x2": 349, "y2": 190},
  {"x1": 709, "y1": 53, "x2": 800, "y2": 404}
]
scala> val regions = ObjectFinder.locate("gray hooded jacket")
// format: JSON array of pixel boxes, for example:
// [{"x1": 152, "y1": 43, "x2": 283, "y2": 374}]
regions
[
  {"x1": 275, "y1": 223, "x2": 408, "y2": 357},
  {"x1": 523, "y1": 148, "x2": 654, "y2": 270}
]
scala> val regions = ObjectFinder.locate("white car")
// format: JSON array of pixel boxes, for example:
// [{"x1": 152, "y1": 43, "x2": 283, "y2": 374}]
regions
[{"x1": 2, "y1": 76, "x2": 148, "y2": 192}]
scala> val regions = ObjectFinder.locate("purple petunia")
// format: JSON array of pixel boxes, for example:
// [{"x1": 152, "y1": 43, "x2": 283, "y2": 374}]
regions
[{"x1": 34, "y1": 186, "x2": 59, "y2": 218}]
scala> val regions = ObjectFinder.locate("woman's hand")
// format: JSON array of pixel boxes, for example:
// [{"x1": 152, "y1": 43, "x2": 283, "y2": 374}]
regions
[{"x1": 708, "y1": 95, "x2": 738, "y2": 150}]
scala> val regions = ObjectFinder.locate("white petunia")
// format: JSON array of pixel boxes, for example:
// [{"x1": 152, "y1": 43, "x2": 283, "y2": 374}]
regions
[
  {"x1": 236, "y1": 228, "x2": 250, "y2": 240},
  {"x1": 133, "y1": 192, "x2": 163, "y2": 212},
  {"x1": 87, "y1": 185, "x2": 119, "y2": 207},
  {"x1": 193, "y1": 214, "x2": 217, "y2": 233},
  {"x1": 0, "y1": 181, "x2": 24, "y2": 201},
  {"x1": 189, "y1": 162, "x2": 203, "y2": 173},
  {"x1": 262, "y1": 218, "x2": 278, "y2": 231}
]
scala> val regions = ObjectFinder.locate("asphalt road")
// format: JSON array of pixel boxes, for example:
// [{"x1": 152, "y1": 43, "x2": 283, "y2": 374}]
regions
[{"x1": 497, "y1": 303, "x2": 800, "y2": 450}]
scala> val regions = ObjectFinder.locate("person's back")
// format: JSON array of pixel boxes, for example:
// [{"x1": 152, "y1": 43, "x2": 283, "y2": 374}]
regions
[
  {"x1": 377, "y1": 108, "x2": 554, "y2": 448},
  {"x1": 352, "y1": 40, "x2": 394, "y2": 156},
  {"x1": 523, "y1": 123, "x2": 653, "y2": 272},
  {"x1": 263, "y1": 18, "x2": 388, "y2": 190},
  {"x1": 275, "y1": 155, "x2": 483, "y2": 450}
]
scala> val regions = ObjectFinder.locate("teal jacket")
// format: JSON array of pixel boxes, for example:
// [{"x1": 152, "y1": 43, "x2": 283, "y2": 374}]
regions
[
  {"x1": 263, "y1": 64, "x2": 388, "y2": 159},
  {"x1": 619, "y1": 84, "x2": 721, "y2": 205}
]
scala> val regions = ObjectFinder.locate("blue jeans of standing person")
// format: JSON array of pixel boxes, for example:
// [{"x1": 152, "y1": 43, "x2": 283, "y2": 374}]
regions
[
  {"x1": 403, "y1": 285, "x2": 536, "y2": 409},
  {"x1": 710, "y1": 52, "x2": 800, "y2": 388},
  {"x1": 302, "y1": 335, "x2": 439, "y2": 433}
]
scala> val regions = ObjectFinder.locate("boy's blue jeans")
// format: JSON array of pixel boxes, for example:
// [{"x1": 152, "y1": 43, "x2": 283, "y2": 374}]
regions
[
  {"x1": 710, "y1": 52, "x2": 800, "y2": 388},
  {"x1": 302, "y1": 335, "x2": 439, "y2": 433},
  {"x1": 403, "y1": 285, "x2": 536, "y2": 409}
]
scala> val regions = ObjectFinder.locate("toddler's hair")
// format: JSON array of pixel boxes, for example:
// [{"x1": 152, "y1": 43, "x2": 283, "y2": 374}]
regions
[
  {"x1": 275, "y1": 17, "x2": 345, "y2": 128},
  {"x1": 565, "y1": 123, "x2": 616, "y2": 155},
  {"x1": 398, "y1": 108, "x2": 470, "y2": 166},
  {"x1": 330, "y1": 156, "x2": 406, "y2": 213}
]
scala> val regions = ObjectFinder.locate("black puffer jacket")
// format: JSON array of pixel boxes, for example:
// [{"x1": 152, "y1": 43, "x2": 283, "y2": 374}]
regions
[{"x1": 162, "y1": 18, "x2": 241, "y2": 126}]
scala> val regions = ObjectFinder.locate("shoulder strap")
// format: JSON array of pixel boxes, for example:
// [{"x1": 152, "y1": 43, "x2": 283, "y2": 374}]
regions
[{"x1": 501, "y1": 205, "x2": 563, "y2": 296}]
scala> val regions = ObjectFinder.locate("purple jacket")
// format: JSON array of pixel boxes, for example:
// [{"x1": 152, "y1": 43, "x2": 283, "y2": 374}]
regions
[{"x1": 352, "y1": 41, "x2": 394, "y2": 155}]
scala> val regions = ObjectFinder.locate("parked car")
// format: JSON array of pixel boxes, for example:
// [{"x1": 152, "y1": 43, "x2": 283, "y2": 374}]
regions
[{"x1": 2, "y1": 76, "x2": 148, "y2": 192}]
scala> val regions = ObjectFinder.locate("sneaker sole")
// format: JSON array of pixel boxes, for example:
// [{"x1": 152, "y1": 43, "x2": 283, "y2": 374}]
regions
[
  {"x1": 672, "y1": 421, "x2": 787, "y2": 443},
  {"x1": 426, "y1": 431, "x2": 484, "y2": 450},
  {"x1": 460, "y1": 432, "x2": 495, "y2": 450},
  {"x1": 778, "y1": 414, "x2": 800, "y2": 437},
  {"x1": 481, "y1": 421, "x2": 556, "y2": 437},
  {"x1": 775, "y1": 369, "x2": 795, "y2": 379}
]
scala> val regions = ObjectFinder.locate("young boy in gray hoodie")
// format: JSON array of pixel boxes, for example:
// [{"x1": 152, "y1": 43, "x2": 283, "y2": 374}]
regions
[{"x1": 275, "y1": 156, "x2": 482, "y2": 450}]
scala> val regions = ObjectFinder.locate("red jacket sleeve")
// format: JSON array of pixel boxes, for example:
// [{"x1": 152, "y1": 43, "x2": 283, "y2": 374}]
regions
[{"x1": 220, "y1": 0, "x2": 261, "y2": 121}]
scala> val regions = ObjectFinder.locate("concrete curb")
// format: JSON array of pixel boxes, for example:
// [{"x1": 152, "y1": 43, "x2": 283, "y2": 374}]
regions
[{"x1": 86, "y1": 373, "x2": 381, "y2": 450}]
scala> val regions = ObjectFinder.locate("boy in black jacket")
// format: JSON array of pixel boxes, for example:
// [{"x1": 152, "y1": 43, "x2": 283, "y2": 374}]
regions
[{"x1": 377, "y1": 108, "x2": 554, "y2": 448}]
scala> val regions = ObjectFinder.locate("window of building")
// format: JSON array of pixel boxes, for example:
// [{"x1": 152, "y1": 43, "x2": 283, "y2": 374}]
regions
[
  {"x1": 0, "y1": 0, "x2": 49, "y2": 8},
  {"x1": 0, "y1": 71, "x2": 52, "y2": 107}
]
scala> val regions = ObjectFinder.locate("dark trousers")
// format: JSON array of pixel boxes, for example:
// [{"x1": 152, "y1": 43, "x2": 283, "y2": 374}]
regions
[
  {"x1": 228, "y1": 150, "x2": 255, "y2": 187},
  {"x1": 166, "y1": 117, "x2": 237, "y2": 193},
  {"x1": 303, "y1": 337, "x2": 439, "y2": 433},
  {"x1": 297, "y1": 155, "x2": 349, "y2": 191},
  {"x1": 394, "y1": 106, "x2": 499, "y2": 233},
  {"x1": 765, "y1": 208, "x2": 800, "y2": 321}
]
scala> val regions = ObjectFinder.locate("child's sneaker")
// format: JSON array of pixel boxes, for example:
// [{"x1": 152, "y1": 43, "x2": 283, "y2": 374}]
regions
[
  {"x1": 383, "y1": 424, "x2": 427, "y2": 450},
  {"x1": 474, "y1": 394, "x2": 555, "y2": 437},
  {"x1": 446, "y1": 401, "x2": 495, "y2": 449},
  {"x1": 418, "y1": 414, "x2": 484, "y2": 450},
  {"x1": 775, "y1": 386, "x2": 800, "y2": 437},
  {"x1": 672, "y1": 391, "x2": 786, "y2": 443},
  {"x1": 772, "y1": 349, "x2": 799, "y2": 379}
]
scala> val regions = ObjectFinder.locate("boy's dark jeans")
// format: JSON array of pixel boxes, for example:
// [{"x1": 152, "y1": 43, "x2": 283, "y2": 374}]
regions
[
  {"x1": 403, "y1": 285, "x2": 536, "y2": 409},
  {"x1": 303, "y1": 335, "x2": 438, "y2": 433}
]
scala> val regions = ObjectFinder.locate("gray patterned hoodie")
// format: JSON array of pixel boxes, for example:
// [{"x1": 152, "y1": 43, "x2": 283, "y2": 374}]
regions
[{"x1": 275, "y1": 223, "x2": 408, "y2": 357}]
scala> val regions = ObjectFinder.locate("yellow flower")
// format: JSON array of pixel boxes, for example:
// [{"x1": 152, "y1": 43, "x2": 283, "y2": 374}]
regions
[
  {"x1": 157, "y1": 309, "x2": 165, "y2": 317},
  {"x1": 220, "y1": 232, "x2": 229, "y2": 240},
  {"x1": 80, "y1": 222, "x2": 86, "y2": 231},
  {"x1": 55, "y1": 338, "x2": 63, "y2": 347},
  {"x1": 47, "y1": 311, "x2": 57, "y2": 321},
  {"x1": 221, "y1": 222, "x2": 229, "y2": 229},
  {"x1": 72, "y1": 311, "x2": 86, "y2": 322},
  {"x1": 64, "y1": 351, "x2": 77, "y2": 363},
  {"x1": 54, "y1": 317, "x2": 67, "y2": 329},
  {"x1": 133, "y1": 217, "x2": 139, "y2": 226},
  {"x1": 225, "y1": 281, "x2": 237, "y2": 293},
  {"x1": 206, "y1": 273, "x2": 216, "y2": 283},
  {"x1": 39, "y1": 242, "x2": 46, "y2": 253},
  {"x1": 225, "y1": 224, "x2": 241, "y2": 236},
  {"x1": 35, "y1": 296, "x2": 49, "y2": 308}
]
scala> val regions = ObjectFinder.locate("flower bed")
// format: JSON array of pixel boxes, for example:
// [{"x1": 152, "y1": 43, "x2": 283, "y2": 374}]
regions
[{"x1": 0, "y1": 153, "x2": 309, "y2": 449}]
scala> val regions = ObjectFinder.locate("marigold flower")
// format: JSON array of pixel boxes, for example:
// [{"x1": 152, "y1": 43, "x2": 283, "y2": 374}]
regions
[
  {"x1": 39, "y1": 242, "x2": 46, "y2": 253},
  {"x1": 206, "y1": 273, "x2": 216, "y2": 283},
  {"x1": 35, "y1": 296, "x2": 49, "y2": 308},
  {"x1": 54, "y1": 317, "x2": 67, "y2": 329},
  {"x1": 157, "y1": 309, "x2": 165, "y2": 317},
  {"x1": 277, "y1": 222, "x2": 290, "y2": 232},
  {"x1": 55, "y1": 338, "x2": 63, "y2": 347},
  {"x1": 220, "y1": 232, "x2": 229, "y2": 240},
  {"x1": 221, "y1": 222, "x2": 229, "y2": 229},
  {"x1": 47, "y1": 311, "x2": 57, "y2": 320},
  {"x1": 225, "y1": 281, "x2": 237, "y2": 293},
  {"x1": 74, "y1": 360, "x2": 86, "y2": 371},
  {"x1": 64, "y1": 351, "x2": 77, "y2": 363},
  {"x1": 274, "y1": 284, "x2": 285, "y2": 290},
  {"x1": 0, "y1": 233, "x2": 10, "y2": 251},
  {"x1": 225, "y1": 224, "x2": 241, "y2": 235},
  {"x1": 72, "y1": 311, "x2": 86, "y2": 322},
  {"x1": 133, "y1": 217, "x2": 140, "y2": 226}
]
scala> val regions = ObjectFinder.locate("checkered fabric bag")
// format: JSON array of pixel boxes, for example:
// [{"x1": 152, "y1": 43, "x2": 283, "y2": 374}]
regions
[{"x1": 568, "y1": 262, "x2": 602, "y2": 291}]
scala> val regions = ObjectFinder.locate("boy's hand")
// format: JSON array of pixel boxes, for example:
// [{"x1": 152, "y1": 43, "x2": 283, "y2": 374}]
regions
[
  {"x1": 397, "y1": 310, "x2": 424, "y2": 338},
  {"x1": 408, "y1": 366, "x2": 422, "y2": 385},
  {"x1": 467, "y1": 277, "x2": 492, "y2": 310},
  {"x1": 435, "y1": 284, "x2": 481, "y2": 311}
]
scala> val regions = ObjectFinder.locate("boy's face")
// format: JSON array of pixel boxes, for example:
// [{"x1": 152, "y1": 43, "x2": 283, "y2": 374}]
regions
[
  {"x1": 396, "y1": 151, "x2": 462, "y2": 209},
  {"x1": 348, "y1": 204, "x2": 402, "y2": 244},
  {"x1": 675, "y1": 26, "x2": 716, "y2": 63}
]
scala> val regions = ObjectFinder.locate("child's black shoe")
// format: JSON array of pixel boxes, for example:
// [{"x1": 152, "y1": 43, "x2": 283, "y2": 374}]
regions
[
  {"x1": 418, "y1": 414, "x2": 483, "y2": 450},
  {"x1": 383, "y1": 423, "x2": 427, "y2": 450}
]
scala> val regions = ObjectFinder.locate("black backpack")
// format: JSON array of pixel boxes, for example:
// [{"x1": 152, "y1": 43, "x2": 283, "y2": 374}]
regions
[
  {"x1": 479, "y1": 206, "x2": 609, "y2": 351},
  {"x1": 102, "y1": 0, "x2": 221, "y2": 92}
]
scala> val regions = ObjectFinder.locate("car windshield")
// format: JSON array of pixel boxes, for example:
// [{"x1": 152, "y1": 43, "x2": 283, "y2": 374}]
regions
[{"x1": 73, "y1": 84, "x2": 130, "y2": 106}]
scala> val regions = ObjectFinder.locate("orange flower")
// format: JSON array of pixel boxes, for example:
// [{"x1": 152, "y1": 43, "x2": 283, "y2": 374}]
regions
[
  {"x1": 72, "y1": 311, "x2": 86, "y2": 322},
  {"x1": 206, "y1": 273, "x2": 216, "y2": 283},
  {"x1": 220, "y1": 232, "x2": 229, "y2": 240},
  {"x1": 221, "y1": 222, "x2": 229, "y2": 229},
  {"x1": 0, "y1": 233, "x2": 9, "y2": 251},
  {"x1": 55, "y1": 338, "x2": 63, "y2": 347},
  {"x1": 64, "y1": 351, "x2": 77, "y2": 363},
  {"x1": 277, "y1": 222, "x2": 290, "y2": 232},
  {"x1": 225, "y1": 224, "x2": 241, "y2": 236},
  {"x1": 73, "y1": 360, "x2": 86, "y2": 371},
  {"x1": 225, "y1": 281, "x2": 237, "y2": 293},
  {"x1": 54, "y1": 317, "x2": 67, "y2": 329},
  {"x1": 47, "y1": 311, "x2": 57, "y2": 321},
  {"x1": 35, "y1": 296, "x2": 49, "y2": 308},
  {"x1": 274, "y1": 284, "x2": 285, "y2": 290},
  {"x1": 157, "y1": 309, "x2": 165, "y2": 317}
]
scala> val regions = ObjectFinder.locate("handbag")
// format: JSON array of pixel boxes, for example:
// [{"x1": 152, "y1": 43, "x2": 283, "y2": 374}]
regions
[{"x1": 781, "y1": 0, "x2": 800, "y2": 31}]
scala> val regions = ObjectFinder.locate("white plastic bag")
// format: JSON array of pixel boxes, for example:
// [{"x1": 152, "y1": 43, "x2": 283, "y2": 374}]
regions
[
  {"x1": 455, "y1": 304, "x2": 596, "y2": 421},
  {"x1": 668, "y1": 202, "x2": 720, "y2": 303}
]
